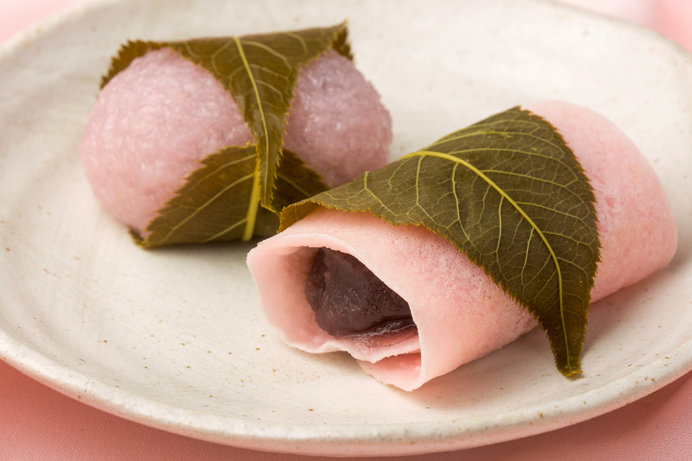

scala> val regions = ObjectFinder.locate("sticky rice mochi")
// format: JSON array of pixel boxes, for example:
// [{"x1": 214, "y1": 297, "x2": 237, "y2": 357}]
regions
[
  {"x1": 81, "y1": 48, "x2": 392, "y2": 236},
  {"x1": 246, "y1": 101, "x2": 678, "y2": 391}
]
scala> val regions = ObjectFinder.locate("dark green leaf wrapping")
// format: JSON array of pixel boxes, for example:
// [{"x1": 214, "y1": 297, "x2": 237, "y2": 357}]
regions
[
  {"x1": 167, "y1": 24, "x2": 350, "y2": 212},
  {"x1": 281, "y1": 107, "x2": 601, "y2": 376},
  {"x1": 101, "y1": 23, "x2": 347, "y2": 246},
  {"x1": 134, "y1": 148, "x2": 326, "y2": 247}
]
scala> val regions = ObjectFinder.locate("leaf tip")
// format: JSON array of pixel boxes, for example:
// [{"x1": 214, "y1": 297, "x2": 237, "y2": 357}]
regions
[
  {"x1": 331, "y1": 21, "x2": 353, "y2": 61},
  {"x1": 129, "y1": 228, "x2": 151, "y2": 249},
  {"x1": 563, "y1": 365, "x2": 583, "y2": 376}
]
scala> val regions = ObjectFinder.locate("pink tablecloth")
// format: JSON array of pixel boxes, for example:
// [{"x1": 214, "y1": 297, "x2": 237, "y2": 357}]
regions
[{"x1": 1, "y1": 1, "x2": 690, "y2": 460}]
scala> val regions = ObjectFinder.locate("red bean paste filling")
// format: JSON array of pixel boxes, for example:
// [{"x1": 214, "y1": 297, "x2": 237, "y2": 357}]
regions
[{"x1": 305, "y1": 247, "x2": 415, "y2": 337}]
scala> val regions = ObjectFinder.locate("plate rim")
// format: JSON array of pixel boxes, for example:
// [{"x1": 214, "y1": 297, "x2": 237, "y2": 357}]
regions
[
  {"x1": 2, "y1": 325, "x2": 690, "y2": 455},
  {"x1": 0, "y1": 0, "x2": 691, "y2": 456}
]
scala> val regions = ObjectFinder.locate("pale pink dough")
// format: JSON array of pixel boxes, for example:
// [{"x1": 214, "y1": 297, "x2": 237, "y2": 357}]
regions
[
  {"x1": 246, "y1": 101, "x2": 677, "y2": 391},
  {"x1": 284, "y1": 50, "x2": 392, "y2": 186},
  {"x1": 81, "y1": 48, "x2": 391, "y2": 235}
]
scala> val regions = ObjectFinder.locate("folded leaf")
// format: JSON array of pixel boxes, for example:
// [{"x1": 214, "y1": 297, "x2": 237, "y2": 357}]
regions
[
  {"x1": 103, "y1": 23, "x2": 349, "y2": 244},
  {"x1": 281, "y1": 107, "x2": 601, "y2": 376},
  {"x1": 134, "y1": 147, "x2": 327, "y2": 248}
]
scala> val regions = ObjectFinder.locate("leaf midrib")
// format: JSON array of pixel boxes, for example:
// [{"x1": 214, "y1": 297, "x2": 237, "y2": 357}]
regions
[
  {"x1": 401, "y1": 149, "x2": 572, "y2": 371},
  {"x1": 154, "y1": 156, "x2": 255, "y2": 243},
  {"x1": 234, "y1": 36, "x2": 268, "y2": 242}
]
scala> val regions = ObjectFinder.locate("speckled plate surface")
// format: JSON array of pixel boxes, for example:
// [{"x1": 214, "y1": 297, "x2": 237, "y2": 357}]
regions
[{"x1": 0, "y1": 0, "x2": 690, "y2": 456}]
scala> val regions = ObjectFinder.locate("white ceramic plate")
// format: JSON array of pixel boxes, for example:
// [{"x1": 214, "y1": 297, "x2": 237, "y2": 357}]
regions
[{"x1": 0, "y1": 0, "x2": 690, "y2": 456}]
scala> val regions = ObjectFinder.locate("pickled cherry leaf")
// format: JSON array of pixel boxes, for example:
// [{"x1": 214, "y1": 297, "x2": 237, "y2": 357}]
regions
[
  {"x1": 102, "y1": 23, "x2": 349, "y2": 244},
  {"x1": 273, "y1": 149, "x2": 334, "y2": 211},
  {"x1": 281, "y1": 107, "x2": 601, "y2": 376},
  {"x1": 134, "y1": 147, "x2": 327, "y2": 248}
]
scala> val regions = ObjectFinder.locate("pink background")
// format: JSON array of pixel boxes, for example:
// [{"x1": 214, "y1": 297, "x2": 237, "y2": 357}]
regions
[{"x1": 1, "y1": 0, "x2": 690, "y2": 459}]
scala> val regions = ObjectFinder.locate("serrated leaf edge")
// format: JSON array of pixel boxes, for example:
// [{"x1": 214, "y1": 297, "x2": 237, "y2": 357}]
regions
[
  {"x1": 100, "y1": 24, "x2": 348, "y2": 244},
  {"x1": 279, "y1": 108, "x2": 600, "y2": 376},
  {"x1": 401, "y1": 149, "x2": 575, "y2": 374},
  {"x1": 231, "y1": 36, "x2": 270, "y2": 241}
]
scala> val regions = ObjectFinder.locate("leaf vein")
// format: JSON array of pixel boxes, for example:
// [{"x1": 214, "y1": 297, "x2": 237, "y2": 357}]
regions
[
  {"x1": 157, "y1": 172, "x2": 254, "y2": 242},
  {"x1": 233, "y1": 36, "x2": 267, "y2": 241},
  {"x1": 403, "y1": 149, "x2": 572, "y2": 369},
  {"x1": 240, "y1": 40, "x2": 292, "y2": 69}
]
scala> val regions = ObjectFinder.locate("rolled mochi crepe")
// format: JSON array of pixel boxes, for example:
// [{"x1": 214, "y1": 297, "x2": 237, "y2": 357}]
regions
[
  {"x1": 246, "y1": 101, "x2": 678, "y2": 391},
  {"x1": 81, "y1": 47, "x2": 392, "y2": 236}
]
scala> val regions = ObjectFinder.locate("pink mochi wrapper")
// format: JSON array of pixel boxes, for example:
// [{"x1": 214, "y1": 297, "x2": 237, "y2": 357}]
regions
[
  {"x1": 246, "y1": 101, "x2": 678, "y2": 391},
  {"x1": 81, "y1": 47, "x2": 392, "y2": 236}
]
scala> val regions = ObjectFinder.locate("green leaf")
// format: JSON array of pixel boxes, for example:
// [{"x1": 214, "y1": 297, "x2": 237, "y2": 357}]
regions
[
  {"x1": 281, "y1": 107, "x2": 601, "y2": 376},
  {"x1": 102, "y1": 23, "x2": 349, "y2": 244},
  {"x1": 169, "y1": 24, "x2": 350, "y2": 217},
  {"x1": 134, "y1": 146, "x2": 328, "y2": 248},
  {"x1": 274, "y1": 148, "x2": 333, "y2": 211},
  {"x1": 100, "y1": 40, "x2": 165, "y2": 88}
]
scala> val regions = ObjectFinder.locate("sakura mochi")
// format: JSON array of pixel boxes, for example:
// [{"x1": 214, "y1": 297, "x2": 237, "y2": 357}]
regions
[
  {"x1": 246, "y1": 101, "x2": 677, "y2": 391},
  {"x1": 81, "y1": 47, "x2": 392, "y2": 237}
]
